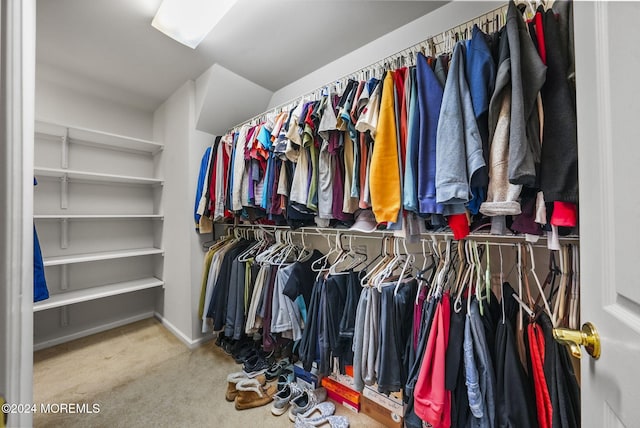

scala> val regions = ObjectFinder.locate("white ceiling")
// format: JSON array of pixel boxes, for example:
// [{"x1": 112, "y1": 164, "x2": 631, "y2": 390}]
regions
[{"x1": 36, "y1": 0, "x2": 445, "y2": 111}]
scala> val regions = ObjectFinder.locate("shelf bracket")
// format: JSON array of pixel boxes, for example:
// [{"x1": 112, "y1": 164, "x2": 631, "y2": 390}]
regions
[
  {"x1": 60, "y1": 218, "x2": 69, "y2": 249},
  {"x1": 60, "y1": 264, "x2": 68, "y2": 290},
  {"x1": 60, "y1": 174, "x2": 68, "y2": 209},
  {"x1": 61, "y1": 128, "x2": 69, "y2": 169},
  {"x1": 60, "y1": 306, "x2": 69, "y2": 327}
]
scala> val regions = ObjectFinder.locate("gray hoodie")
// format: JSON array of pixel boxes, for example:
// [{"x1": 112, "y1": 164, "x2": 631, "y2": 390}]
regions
[
  {"x1": 435, "y1": 41, "x2": 486, "y2": 215},
  {"x1": 481, "y1": 27, "x2": 523, "y2": 217},
  {"x1": 505, "y1": 0, "x2": 547, "y2": 187}
]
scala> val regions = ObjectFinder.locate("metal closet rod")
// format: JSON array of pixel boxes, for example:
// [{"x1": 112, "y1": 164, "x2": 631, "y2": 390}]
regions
[
  {"x1": 227, "y1": 3, "x2": 509, "y2": 132},
  {"x1": 226, "y1": 224, "x2": 580, "y2": 247}
]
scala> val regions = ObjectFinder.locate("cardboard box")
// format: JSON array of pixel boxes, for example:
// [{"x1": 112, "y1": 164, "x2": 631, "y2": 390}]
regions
[
  {"x1": 363, "y1": 385, "x2": 404, "y2": 417},
  {"x1": 361, "y1": 396, "x2": 403, "y2": 428},
  {"x1": 294, "y1": 363, "x2": 318, "y2": 389},
  {"x1": 326, "y1": 388, "x2": 360, "y2": 413},
  {"x1": 321, "y1": 376, "x2": 361, "y2": 404}
]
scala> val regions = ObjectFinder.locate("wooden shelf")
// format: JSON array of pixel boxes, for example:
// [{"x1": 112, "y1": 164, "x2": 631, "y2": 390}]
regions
[
  {"x1": 43, "y1": 248, "x2": 164, "y2": 267},
  {"x1": 34, "y1": 214, "x2": 164, "y2": 220},
  {"x1": 33, "y1": 277, "x2": 164, "y2": 312},
  {"x1": 34, "y1": 167, "x2": 164, "y2": 185},
  {"x1": 35, "y1": 120, "x2": 163, "y2": 154}
]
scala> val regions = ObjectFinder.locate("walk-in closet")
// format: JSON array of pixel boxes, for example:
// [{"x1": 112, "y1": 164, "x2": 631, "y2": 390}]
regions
[{"x1": 1, "y1": 1, "x2": 640, "y2": 427}]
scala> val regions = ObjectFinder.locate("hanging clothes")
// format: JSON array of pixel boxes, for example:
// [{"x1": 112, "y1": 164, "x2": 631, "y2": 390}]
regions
[{"x1": 495, "y1": 283, "x2": 538, "y2": 428}]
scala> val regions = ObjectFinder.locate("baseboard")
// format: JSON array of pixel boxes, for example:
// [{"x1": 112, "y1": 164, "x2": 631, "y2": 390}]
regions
[
  {"x1": 33, "y1": 311, "x2": 155, "y2": 351},
  {"x1": 153, "y1": 312, "x2": 215, "y2": 349}
]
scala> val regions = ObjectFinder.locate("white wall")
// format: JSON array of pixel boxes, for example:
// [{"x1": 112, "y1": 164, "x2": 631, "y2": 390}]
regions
[
  {"x1": 268, "y1": 1, "x2": 503, "y2": 108},
  {"x1": 36, "y1": 73, "x2": 154, "y2": 140},
  {"x1": 194, "y1": 63, "x2": 273, "y2": 136},
  {"x1": 153, "y1": 80, "x2": 214, "y2": 345}
]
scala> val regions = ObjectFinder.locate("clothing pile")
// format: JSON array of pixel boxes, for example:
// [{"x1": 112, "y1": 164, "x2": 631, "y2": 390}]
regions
[{"x1": 195, "y1": 1, "x2": 576, "y2": 242}]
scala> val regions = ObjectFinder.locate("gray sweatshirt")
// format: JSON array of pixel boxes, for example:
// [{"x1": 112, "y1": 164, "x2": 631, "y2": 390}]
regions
[
  {"x1": 505, "y1": 0, "x2": 546, "y2": 187},
  {"x1": 436, "y1": 41, "x2": 486, "y2": 215}
]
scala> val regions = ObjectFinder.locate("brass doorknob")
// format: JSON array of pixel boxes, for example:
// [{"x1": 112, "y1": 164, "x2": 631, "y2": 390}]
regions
[{"x1": 553, "y1": 322, "x2": 601, "y2": 360}]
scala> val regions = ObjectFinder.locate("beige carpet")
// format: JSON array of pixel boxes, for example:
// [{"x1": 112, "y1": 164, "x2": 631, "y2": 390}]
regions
[{"x1": 33, "y1": 319, "x2": 386, "y2": 428}]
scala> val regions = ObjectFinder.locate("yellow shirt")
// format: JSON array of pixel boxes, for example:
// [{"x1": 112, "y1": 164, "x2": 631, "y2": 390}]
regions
[{"x1": 370, "y1": 72, "x2": 401, "y2": 223}]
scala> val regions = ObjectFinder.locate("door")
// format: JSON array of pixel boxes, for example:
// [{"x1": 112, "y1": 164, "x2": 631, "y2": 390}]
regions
[
  {"x1": 574, "y1": 2, "x2": 640, "y2": 426},
  {"x1": 0, "y1": 0, "x2": 36, "y2": 427}
]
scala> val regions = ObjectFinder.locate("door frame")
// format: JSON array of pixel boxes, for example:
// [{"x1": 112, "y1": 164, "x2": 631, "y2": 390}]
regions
[{"x1": 0, "y1": 0, "x2": 36, "y2": 426}]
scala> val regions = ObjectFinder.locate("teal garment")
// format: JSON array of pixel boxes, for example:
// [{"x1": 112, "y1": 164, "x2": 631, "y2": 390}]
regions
[
  {"x1": 295, "y1": 295, "x2": 308, "y2": 325},
  {"x1": 257, "y1": 125, "x2": 272, "y2": 150},
  {"x1": 404, "y1": 67, "x2": 419, "y2": 212}
]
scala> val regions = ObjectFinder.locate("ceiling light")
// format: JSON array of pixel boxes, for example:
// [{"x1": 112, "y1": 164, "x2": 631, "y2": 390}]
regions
[{"x1": 151, "y1": 0, "x2": 237, "y2": 49}]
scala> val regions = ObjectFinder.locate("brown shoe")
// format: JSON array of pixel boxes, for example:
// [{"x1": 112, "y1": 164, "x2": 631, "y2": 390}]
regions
[
  {"x1": 226, "y1": 372, "x2": 267, "y2": 402},
  {"x1": 234, "y1": 379, "x2": 277, "y2": 410}
]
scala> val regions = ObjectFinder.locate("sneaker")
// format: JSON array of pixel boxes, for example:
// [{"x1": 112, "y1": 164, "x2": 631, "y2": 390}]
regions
[
  {"x1": 276, "y1": 368, "x2": 296, "y2": 393},
  {"x1": 270, "y1": 382, "x2": 304, "y2": 416},
  {"x1": 265, "y1": 358, "x2": 291, "y2": 381},
  {"x1": 242, "y1": 354, "x2": 271, "y2": 377},
  {"x1": 288, "y1": 387, "x2": 328, "y2": 422},
  {"x1": 294, "y1": 415, "x2": 349, "y2": 428},
  {"x1": 234, "y1": 378, "x2": 276, "y2": 411}
]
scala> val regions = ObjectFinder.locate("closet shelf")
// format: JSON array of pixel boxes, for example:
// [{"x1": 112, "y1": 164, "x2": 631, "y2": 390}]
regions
[
  {"x1": 34, "y1": 214, "x2": 164, "y2": 220},
  {"x1": 34, "y1": 167, "x2": 164, "y2": 186},
  {"x1": 43, "y1": 248, "x2": 164, "y2": 267},
  {"x1": 35, "y1": 120, "x2": 163, "y2": 154},
  {"x1": 33, "y1": 277, "x2": 164, "y2": 312}
]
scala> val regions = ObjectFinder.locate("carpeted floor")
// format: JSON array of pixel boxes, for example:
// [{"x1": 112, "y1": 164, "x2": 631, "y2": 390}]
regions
[{"x1": 33, "y1": 318, "x2": 386, "y2": 428}]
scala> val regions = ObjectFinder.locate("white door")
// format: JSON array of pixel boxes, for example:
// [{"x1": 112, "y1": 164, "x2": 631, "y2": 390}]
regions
[
  {"x1": 574, "y1": 2, "x2": 640, "y2": 426},
  {"x1": 0, "y1": 1, "x2": 36, "y2": 427}
]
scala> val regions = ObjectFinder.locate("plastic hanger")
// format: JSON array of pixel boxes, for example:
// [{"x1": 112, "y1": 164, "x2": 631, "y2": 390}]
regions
[
  {"x1": 516, "y1": 244, "x2": 525, "y2": 331},
  {"x1": 311, "y1": 231, "x2": 337, "y2": 273},
  {"x1": 499, "y1": 245, "x2": 506, "y2": 324},
  {"x1": 454, "y1": 241, "x2": 474, "y2": 313},
  {"x1": 569, "y1": 245, "x2": 580, "y2": 329},
  {"x1": 361, "y1": 236, "x2": 394, "y2": 288},
  {"x1": 296, "y1": 230, "x2": 313, "y2": 262},
  {"x1": 394, "y1": 253, "x2": 415, "y2": 296},
  {"x1": 452, "y1": 240, "x2": 467, "y2": 295},
  {"x1": 527, "y1": 243, "x2": 555, "y2": 326}
]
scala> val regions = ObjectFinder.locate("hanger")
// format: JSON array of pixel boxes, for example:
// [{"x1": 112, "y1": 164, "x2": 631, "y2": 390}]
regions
[
  {"x1": 360, "y1": 236, "x2": 394, "y2": 287},
  {"x1": 312, "y1": 230, "x2": 340, "y2": 277},
  {"x1": 394, "y1": 252, "x2": 415, "y2": 296},
  {"x1": 484, "y1": 242, "x2": 491, "y2": 305},
  {"x1": 526, "y1": 243, "x2": 555, "y2": 326},
  {"x1": 569, "y1": 245, "x2": 580, "y2": 329},
  {"x1": 236, "y1": 232, "x2": 260, "y2": 262},
  {"x1": 415, "y1": 239, "x2": 432, "y2": 305},
  {"x1": 499, "y1": 245, "x2": 506, "y2": 324},
  {"x1": 454, "y1": 241, "x2": 474, "y2": 313},
  {"x1": 515, "y1": 244, "x2": 526, "y2": 330},
  {"x1": 330, "y1": 234, "x2": 366, "y2": 275}
]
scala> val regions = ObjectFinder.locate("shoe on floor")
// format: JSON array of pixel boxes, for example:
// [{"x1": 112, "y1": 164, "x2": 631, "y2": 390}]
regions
[
  {"x1": 294, "y1": 415, "x2": 349, "y2": 428},
  {"x1": 295, "y1": 401, "x2": 336, "y2": 420},
  {"x1": 242, "y1": 354, "x2": 271, "y2": 377},
  {"x1": 271, "y1": 382, "x2": 304, "y2": 416},
  {"x1": 234, "y1": 378, "x2": 276, "y2": 410},
  {"x1": 288, "y1": 387, "x2": 328, "y2": 422},
  {"x1": 276, "y1": 368, "x2": 296, "y2": 393},
  {"x1": 266, "y1": 358, "x2": 291, "y2": 381},
  {"x1": 225, "y1": 372, "x2": 266, "y2": 402}
]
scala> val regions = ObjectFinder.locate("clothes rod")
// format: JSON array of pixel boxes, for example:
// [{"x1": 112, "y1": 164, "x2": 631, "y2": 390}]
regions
[
  {"x1": 224, "y1": 223, "x2": 580, "y2": 246},
  {"x1": 227, "y1": 3, "x2": 508, "y2": 132}
]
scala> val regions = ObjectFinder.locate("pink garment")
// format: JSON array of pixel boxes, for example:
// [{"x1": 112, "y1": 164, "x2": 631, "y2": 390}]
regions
[{"x1": 414, "y1": 293, "x2": 451, "y2": 428}]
